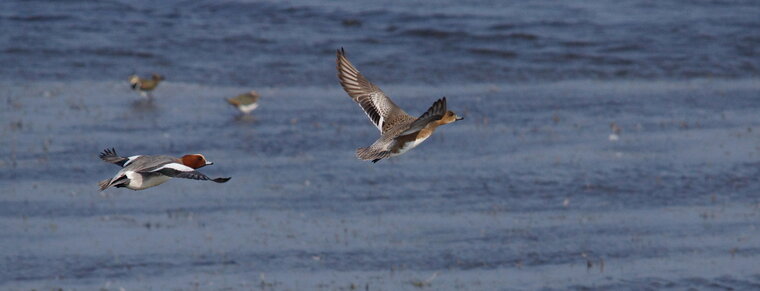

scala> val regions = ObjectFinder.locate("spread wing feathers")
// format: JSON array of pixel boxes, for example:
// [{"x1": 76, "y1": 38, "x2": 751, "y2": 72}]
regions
[
  {"x1": 99, "y1": 148, "x2": 129, "y2": 167},
  {"x1": 356, "y1": 146, "x2": 392, "y2": 163},
  {"x1": 401, "y1": 97, "x2": 448, "y2": 135},
  {"x1": 336, "y1": 48, "x2": 413, "y2": 133},
  {"x1": 154, "y1": 167, "x2": 231, "y2": 183}
]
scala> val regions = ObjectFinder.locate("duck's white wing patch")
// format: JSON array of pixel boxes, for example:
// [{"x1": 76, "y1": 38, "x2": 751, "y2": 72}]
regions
[
  {"x1": 123, "y1": 155, "x2": 142, "y2": 167},
  {"x1": 150, "y1": 163, "x2": 194, "y2": 172}
]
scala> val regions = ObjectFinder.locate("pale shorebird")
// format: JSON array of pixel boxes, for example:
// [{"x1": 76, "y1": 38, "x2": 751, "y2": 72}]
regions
[
  {"x1": 98, "y1": 148, "x2": 230, "y2": 191},
  {"x1": 336, "y1": 48, "x2": 463, "y2": 163},
  {"x1": 128, "y1": 73, "x2": 164, "y2": 98},
  {"x1": 609, "y1": 122, "x2": 621, "y2": 141},
  {"x1": 226, "y1": 90, "x2": 261, "y2": 114}
]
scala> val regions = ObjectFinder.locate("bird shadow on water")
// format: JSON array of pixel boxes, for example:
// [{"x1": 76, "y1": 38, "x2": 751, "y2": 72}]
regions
[
  {"x1": 125, "y1": 99, "x2": 162, "y2": 128},
  {"x1": 231, "y1": 114, "x2": 257, "y2": 124},
  {"x1": 129, "y1": 98, "x2": 158, "y2": 112}
]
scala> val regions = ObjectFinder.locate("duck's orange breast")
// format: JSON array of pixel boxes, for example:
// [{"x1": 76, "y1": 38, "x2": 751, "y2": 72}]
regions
[{"x1": 391, "y1": 127, "x2": 436, "y2": 154}]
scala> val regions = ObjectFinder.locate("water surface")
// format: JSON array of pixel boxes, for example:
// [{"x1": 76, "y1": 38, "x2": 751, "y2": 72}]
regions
[{"x1": 2, "y1": 0, "x2": 760, "y2": 290}]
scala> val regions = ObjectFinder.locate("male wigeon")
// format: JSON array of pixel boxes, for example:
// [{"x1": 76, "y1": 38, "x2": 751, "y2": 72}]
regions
[
  {"x1": 128, "y1": 73, "x2": 164, "y2": 98},
  {"x1": 336, "y1": 48, "x2": 463, "y2": 163},
  {"x1": 98, "y1": 148, "x2": 230, "y2": 191},
  {"x1": 226, "y1": 90, "x2": 261, "y2": 114}
]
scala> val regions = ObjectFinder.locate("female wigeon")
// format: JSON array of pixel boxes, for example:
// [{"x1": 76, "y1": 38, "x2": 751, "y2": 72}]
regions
[
  {"x1": 128, "y1": 73, "x2": 164, "y2": 98},
  {"x1": 226, "y1": 90, "x2": 261, "y2": 114},
  {"x1": 336, "y1": 48, "x2": 463, "y2": 163},
  {"x1": 98, "y1": 148, "x2": 230, "y2": 191}
]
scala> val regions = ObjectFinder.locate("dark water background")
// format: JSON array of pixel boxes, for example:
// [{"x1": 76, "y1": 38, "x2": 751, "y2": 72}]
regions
[
  {"x1": 1, "y1": 0, "x2": 759, "y2": 85},
  {"x1": 2, "y1": 0, "x2": 760, "y2": 290}
]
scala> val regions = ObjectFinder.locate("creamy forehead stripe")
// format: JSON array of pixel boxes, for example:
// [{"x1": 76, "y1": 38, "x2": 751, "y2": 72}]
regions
[{"x1": 151, "y1": 163, "x2": 194, "y2": 172}]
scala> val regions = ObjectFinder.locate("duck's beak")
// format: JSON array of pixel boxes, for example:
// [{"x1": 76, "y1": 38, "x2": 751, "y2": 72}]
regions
[
  {"x1": 455, "y1": 115, "x2": 464, "y2": 121},
  {"x1": 205, "y1": 161, "x2": 214, "y2": 166}
]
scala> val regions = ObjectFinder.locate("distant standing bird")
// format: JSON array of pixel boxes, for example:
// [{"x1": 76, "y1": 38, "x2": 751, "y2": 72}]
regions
[
  {"x1": 128, "y1": 73, "x2": 164, "y2": 98},
  {"x1": 609, "y1": 122, "x2": 621, "y2": 141},
  {"x1": 336, "y1": 48, "x2": 463, "y2": 163},
  {"x1": 98, "y1": 148, "x2": 230, "y2": 191},
  {"x1": 226, "y1": 90, "x2": 261, "y2": 114}
]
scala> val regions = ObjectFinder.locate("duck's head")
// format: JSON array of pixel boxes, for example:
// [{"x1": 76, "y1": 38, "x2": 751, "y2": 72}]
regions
[
  {"x1": 181, "y1": 154, "x2": 213, "y2": 169},
  {"x1": 439, "y1": 110, "x2": 464, "y2": 124}
]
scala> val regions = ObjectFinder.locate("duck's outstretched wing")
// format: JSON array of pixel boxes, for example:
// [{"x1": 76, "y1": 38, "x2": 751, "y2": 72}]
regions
[
  {"x1": 336, "y1": 48, "x2": 414, "y2": 134},
  {"x1": 99, "y1": 148, "x2": 130, "y2": 167},
  {"x1": 400, "y1": 97, "x2": 448, "y2": 135},
  {"x1": 99, "y1": 148, "x2": 145, "y2": 168},
  {"x1": 154, "y1": 167, "x2": 231, "y2": 183}
]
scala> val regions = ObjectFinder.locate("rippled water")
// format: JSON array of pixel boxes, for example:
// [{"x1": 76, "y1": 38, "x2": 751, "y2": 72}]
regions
[
  {"x1": 3, "y1": 79, "x2": 760, "y2": 290},
  {"x1": 1, "y1": 0, "x2": 759, "y2": 85},
  {"x1": 2, "y1": 0, "x2": 760, "y2": 290}
]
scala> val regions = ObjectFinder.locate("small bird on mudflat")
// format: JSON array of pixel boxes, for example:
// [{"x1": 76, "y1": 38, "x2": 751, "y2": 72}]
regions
[
  {"x1": 98, "y1": 148, "x2": 230, "y2": 191},
  {"x1": 226, "y1": 90, "x2": 261, "y2": 114},
  {"x1": 128, "y1": 73, "x2": 164, "y2": 98},
  {"x1": 609, "y1": 122, "x2": 621, "y2": 141},
  {"x1": 336, "y1": 48, "x2": 463, "y2": 163}
]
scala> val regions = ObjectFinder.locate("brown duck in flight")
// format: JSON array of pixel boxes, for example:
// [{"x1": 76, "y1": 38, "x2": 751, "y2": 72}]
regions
[{"x1": 336, "y1": 48, "x2": 463, "y2": 163}]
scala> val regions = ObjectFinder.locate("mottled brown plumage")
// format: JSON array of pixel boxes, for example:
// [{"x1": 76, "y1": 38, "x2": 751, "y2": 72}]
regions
[
  {"x1": 226, "y1": 90, "x2": 261, "y2": 114},
  {"x1": 128, "y1": 73, "x2": 164, "y2": 98},
  {"x1": 336, "y1": 48, "x2": 463, "y2": 163}
]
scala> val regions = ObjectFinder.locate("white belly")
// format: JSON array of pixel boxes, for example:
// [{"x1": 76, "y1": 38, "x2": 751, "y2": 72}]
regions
[
  {"x1": 392, "y1": 136, "x2": 430, "y2": 157},
  {"x1": 238, "y1": 103, "x2": 259, "y2": 114},
  {"x1": 125, "y1": 171, "x2": 171, "y2": 190}
]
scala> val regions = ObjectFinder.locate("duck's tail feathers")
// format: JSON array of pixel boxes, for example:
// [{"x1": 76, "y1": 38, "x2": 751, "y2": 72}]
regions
[
  {"x1": 356, "y1": 147, "x2": 391, "y2": 163},
  {"x1": 99, "y1": 176, "x2": 128, "y2": 191},
  {"x1": 98, "y1": 179, "x2": 111, "y2": 191}
]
